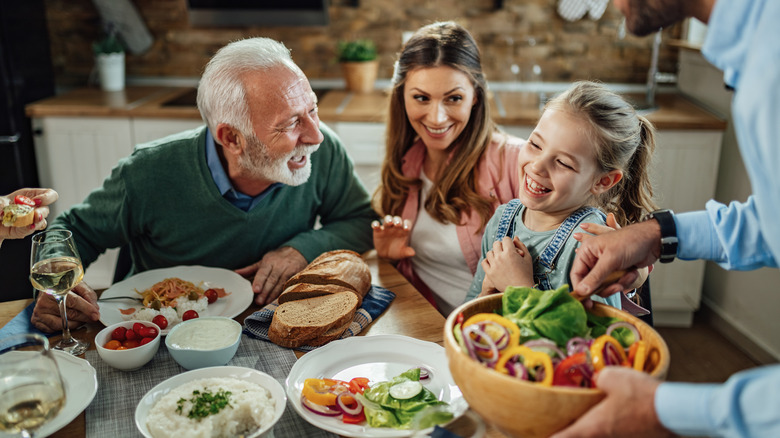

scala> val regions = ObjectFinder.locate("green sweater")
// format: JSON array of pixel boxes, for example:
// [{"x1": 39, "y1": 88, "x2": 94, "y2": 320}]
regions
[{"x1": 52, "y1": 124, "x2": 375, "y2": 277}]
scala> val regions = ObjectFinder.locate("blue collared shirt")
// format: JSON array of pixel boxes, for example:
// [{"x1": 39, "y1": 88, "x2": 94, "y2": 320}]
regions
[
  {"x1": 655, "y1": 1, "x2": 780, "y2": 437},
  {"x1": 205, "y1": 129, "x2": 281, "y2": 211}
]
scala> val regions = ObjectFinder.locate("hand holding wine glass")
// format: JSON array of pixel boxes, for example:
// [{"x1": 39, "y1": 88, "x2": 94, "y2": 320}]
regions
[
  {"x1": 29, "y1": 229, "x2": 89, "y2": 355},
  {"x1": 0, "y1": 334, "x2": 66, "y2": 438}
]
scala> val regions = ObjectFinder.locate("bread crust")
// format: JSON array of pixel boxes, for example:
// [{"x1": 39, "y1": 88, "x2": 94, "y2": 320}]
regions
[
  {"x1": 283, "y1": 250, "x2": 371, "y2": 298},
  {"x1": 2, "y1": 204, "x2": 34, "y2": 227}
]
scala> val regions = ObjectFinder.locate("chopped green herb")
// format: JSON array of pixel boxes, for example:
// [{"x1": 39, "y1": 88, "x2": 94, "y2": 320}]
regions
[{"x1": 176, "y1": 387, "x2": 233, "y2": 419}]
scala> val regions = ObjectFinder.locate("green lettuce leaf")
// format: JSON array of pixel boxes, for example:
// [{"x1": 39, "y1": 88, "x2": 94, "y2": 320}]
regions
[
  {"x1": 502, "y1": 284, "x2": 590, "y2": 348},
  {"x1": 361, "y1": 368, "x2": 452, "y2": 429}
]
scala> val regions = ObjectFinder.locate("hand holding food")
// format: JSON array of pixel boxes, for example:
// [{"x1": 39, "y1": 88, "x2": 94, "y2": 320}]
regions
[
  {"x1": 0, "y1": 188, "x2": 57, "y2": 240},
  {"x1": 372, "y1": 215, "x2": 416, "y2": 261}
]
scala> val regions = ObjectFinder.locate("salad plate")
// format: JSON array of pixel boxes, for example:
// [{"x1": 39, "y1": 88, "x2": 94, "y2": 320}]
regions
[
  {"x1": 286, "y1": 334, "x2": 468, "y2": 437},
  {"x1": 98, "y1": 265, "x2": 254, "y2": 335},
  {"x1": 38, "y1": 350, "x2": 98, "y2": 437}
]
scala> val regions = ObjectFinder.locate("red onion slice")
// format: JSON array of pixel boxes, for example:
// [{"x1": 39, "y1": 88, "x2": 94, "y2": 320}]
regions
[
  {"x1": 523, "y1": 338, "x2": 566, "y2": 359},
  {"x1": 301, "y1": 396, "x2": 341, "y2": 416},
  {"x1": 336, "y1": 392, "x2": 362, "y2": 416}
]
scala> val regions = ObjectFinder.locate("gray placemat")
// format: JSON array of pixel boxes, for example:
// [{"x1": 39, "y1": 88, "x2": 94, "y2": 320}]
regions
[{"x1": 85, "y1": 334, "x2": 335, "y2": 438}]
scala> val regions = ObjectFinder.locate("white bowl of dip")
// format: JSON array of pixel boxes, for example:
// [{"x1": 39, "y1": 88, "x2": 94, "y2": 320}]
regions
[{"x1": 165, "y1": 316, "x2": 242, "y2": 370}]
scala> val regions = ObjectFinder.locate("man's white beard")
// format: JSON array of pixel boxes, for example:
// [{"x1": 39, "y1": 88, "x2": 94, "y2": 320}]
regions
[{"x1": 239, "y1": 135, "x2": 320, "y2": 186}]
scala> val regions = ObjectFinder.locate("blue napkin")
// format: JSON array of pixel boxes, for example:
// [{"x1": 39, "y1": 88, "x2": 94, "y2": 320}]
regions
[
  {"x1": 0, "y1": 301, "x2": 50, "y2": 339},
  {"x1": 243, "y1": 285, "x2": 396, "y2": 352}
]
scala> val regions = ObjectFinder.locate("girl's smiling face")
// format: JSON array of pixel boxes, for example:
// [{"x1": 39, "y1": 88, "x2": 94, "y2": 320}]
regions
[
  {"x1": 518, "y1": 108, "x2": 619, "y2": 226},
  {"x1": 403, "y1": 66, "x2": 477, "y2": 153}
]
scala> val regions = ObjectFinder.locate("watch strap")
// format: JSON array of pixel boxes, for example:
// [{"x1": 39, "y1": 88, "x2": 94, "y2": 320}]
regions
[{"x1": 648, "y1": 209, "x2": 677, "y2": 263}]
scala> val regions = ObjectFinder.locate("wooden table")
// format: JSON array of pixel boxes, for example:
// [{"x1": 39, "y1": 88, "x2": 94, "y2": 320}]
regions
[{"x1": 0, "y1": 251, "x2": 503, "y2": 438}]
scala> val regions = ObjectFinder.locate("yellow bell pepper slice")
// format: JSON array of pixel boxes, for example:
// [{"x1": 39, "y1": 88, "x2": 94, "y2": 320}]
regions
[
  {"x1": 495, "y1": 345, "x2": 554, "y2": 386},
  {"x1": 302, "y1": 378, "x2": 352, "y2": 406},
  {"x1": 462, "y1": 313, "x2": 520, "y2": 349},
  {"x1": 590, "y1": 335, "x2": 628, "y2": 371},
  {"x1": 628, "y1": 340, "x2": 649, "y2": 371}
]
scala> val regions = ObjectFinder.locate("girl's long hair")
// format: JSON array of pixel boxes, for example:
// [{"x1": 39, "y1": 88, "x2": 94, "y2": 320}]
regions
[
  {"x1": 545, "y1": 81, "x2": 658, "y2": 225},
  {"x1": 373, "y1": 21, "x2": 499, "y2": 230}
]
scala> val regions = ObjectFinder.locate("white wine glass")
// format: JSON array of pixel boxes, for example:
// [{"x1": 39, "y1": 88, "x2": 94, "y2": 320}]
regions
[
  {"x1": 29, "y1": 229, "x2": 89, "y2": 355},
  {"x1": 0, "y1": 334, "x2": 67, "y2": 438}
]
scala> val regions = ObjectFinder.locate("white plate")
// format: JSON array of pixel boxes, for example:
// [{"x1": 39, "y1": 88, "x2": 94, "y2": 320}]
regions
[
  {"x1": 286, "y1": 335, "x2": 468, "y2": 437},
  {"x1": 134, "y1": 366, "x2": 286, "y2": 438},
  {"x1": 38, "y1": 350, "x2": 98, "y2": 437},
  {"x1": 98, "y1": 266, "x2": 254, "y2": 335}
]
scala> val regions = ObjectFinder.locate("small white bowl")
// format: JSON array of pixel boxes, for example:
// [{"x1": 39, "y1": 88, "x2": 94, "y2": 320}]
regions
[
  {"x1": 165, "y1": 316, "x2": 242, "y2": 370},
  {"x1": 95, "y1": 320, "x2": 161, "y2": 371}
]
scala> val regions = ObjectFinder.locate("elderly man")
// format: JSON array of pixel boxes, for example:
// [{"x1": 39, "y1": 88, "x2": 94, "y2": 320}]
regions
[{"x1": 31, "y1": 37, "x2": 375, "y2": 332}]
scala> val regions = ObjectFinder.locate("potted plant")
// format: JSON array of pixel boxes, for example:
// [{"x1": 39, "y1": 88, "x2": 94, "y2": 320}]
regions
[
  {"x1": 337, "y1": 39, "x2": 378, "y2": 94},
  {"x1": 93, "y1": 25, "x2": 125, "y2": 92}
]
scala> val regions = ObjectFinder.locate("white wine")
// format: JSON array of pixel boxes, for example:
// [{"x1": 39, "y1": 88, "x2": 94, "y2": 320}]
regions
[
  {"x1": 0, "y1": 382, "x2": 65, "y2": 433},
  {"x1": 30, "y1": 256, "x2": 84, "y2": 296}
]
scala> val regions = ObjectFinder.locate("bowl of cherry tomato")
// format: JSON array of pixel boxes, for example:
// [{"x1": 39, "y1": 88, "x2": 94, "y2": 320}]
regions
[{"x1": 96, "y1": 320, "x2": 161, "y2": 371}]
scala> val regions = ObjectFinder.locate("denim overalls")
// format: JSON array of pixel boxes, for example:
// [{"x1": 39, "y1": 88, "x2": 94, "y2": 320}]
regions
[{"x1": 493, "y1": 199, "x2": 606, "y2": 290}]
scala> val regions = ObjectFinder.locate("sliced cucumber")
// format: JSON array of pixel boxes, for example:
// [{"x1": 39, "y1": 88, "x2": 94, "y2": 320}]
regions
[{"x1": 389, "y1": 380, "x2": 423, "y2": 399}]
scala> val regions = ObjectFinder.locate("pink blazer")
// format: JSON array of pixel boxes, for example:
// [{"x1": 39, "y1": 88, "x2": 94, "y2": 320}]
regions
[{"x1": 396, "y1": 132, "x2": 525, "y2": 306}]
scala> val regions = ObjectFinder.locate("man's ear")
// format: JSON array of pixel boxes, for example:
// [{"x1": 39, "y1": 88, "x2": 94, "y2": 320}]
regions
[
  {"x1": 214, "y1": 123, "x2": 244, "y2": 156},
  {"x1": 591, "y1": 169, "x2": 623, "y2": 195}
]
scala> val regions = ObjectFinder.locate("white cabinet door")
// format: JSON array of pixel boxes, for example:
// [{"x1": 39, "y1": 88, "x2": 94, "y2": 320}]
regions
[
  {"x1": 131, "y1": 118, "x2": 205, "y2": 145},
  {"x1": 648, "y1": 130, "x2": 723, "y2": 326},
  {"x1": 32, "y1": 116, "x2": 135, "y2": 289}
]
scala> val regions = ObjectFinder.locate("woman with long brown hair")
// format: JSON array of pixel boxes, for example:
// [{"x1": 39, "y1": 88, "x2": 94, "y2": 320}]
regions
[{"x1": 371, "y1": 21, "x2": 525, "y2": 316}]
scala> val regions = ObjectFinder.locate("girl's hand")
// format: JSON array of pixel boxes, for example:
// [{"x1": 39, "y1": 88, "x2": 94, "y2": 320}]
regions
[
  {"x1": 372, "y1": 215, "x2": 416, "y2": 261},
  {"x1": 482, "y1": 236, "x2": 534, "y2": 292},
  {"x1": 574, "y1": 212, "x2": 620, "y2": 241},
  {"x1": 477, "y1": 275, "x2": 498, "y2": 298}
]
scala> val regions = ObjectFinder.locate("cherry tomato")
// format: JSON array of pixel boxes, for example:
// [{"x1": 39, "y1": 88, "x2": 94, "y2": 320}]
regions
[
  {"x1": 139, "y1": 337, "x2": 155, "y2": 346},
  {"x1": 104, "y1": 340, "x2": 121, "y2": 350},
  {"x1": 116, "y1": 346, "x2": 128, "y2": 350},
  {"x1": 552, "y1": 352, "x2": 592, "y2": 388},
  {"x1": 342, "y1": 410, "x2": 365, "y2": 424},
  {"x1": 140, "y1": 326, "x2": 158, "y2": 338},
  {"x1": 111, "y1": 326, "x2": 127, "y2": 342},
  {"x1": 125, "y1": 328, "x2": 139, "y2": 341},
  {"x1": 133, "y1": 322, "x2": 146, "y2": 334},
  {"x1": 204, "y1": 288, "x2": 218, "y2": 304},
  {"x1": 152, "y1": 315, "x2": 168, "y2": 330},
  {"x1": 13, "y1": 195, "x2": 35, "y2": 207},
  {"x1": 123, "y1": 339, "x2": 140, "y2": 349},
  {"x1": 182, "y1": 310, "x2": 199, "y2": 321}
]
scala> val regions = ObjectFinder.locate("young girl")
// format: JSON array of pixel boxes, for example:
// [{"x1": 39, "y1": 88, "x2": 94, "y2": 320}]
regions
[{"x1": 465, "y1": 81, "x2": 658, "y2": 309}]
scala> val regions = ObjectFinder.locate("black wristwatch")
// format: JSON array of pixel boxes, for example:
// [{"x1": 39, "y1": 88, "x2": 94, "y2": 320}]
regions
[{"x1": 646, "y1": 209, "x2": 677, "y2": 263}]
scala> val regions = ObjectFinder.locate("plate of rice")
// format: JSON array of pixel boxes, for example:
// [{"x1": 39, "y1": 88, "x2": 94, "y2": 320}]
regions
[
  {"x1": 135, "y1": 366, "x2": 286, "y2": 438},
  {"x1": 98, "y1": 266, "x2": 254, "y2": 335}
]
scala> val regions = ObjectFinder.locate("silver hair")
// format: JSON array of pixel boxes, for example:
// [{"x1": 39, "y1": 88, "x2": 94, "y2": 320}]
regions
[{"x1": 197, "y1": 37, "x2": 298, "y2": 137}]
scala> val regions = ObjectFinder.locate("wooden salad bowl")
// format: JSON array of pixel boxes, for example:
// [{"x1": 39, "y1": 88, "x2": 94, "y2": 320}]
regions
[{"x1": 444, "y1": 293, "x2": 670, "y2": 438}]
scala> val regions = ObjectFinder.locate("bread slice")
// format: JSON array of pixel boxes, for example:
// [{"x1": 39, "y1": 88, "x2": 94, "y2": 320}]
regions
[
  {"x1": 2, "y1": 203, "x2": 34, "y2": 227},
  {"x1": 267, "y1": 292, "x2": 359, "y2": 348},
  {"x1": 284, "y1": 250, "x2": 371, "y2": 298},
  {"x1": 278, "y1": 283, "x2": 364, "y2": 307},
  {"x1": 307, "y1": 321, "x2": 351, "y2": 347}
]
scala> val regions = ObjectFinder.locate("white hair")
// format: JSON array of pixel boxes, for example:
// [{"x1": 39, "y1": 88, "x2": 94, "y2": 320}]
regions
[{"x1": 197, "y1": 37, "x2": 298, "y2": 136}]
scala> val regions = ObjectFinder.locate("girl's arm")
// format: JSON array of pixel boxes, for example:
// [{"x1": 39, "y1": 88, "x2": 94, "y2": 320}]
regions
[{"x1": 482, "y1": 236, "x2": 535, "y2": 292}]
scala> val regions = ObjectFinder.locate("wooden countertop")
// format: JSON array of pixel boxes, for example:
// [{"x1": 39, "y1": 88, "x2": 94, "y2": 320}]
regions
[{"x1": 26, "y1": 85, "x2": 727, "y2": 130}]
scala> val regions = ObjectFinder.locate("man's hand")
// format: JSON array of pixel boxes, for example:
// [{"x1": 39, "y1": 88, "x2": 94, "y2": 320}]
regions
[
  {"x1": 482, "y1": 236, "x2": 534, "y2": 291},
  {"x1": 235, "y1": 246, "x2": 308, "y2": 305},
  {"x1": 551, "y1": 367, "x2": 672, "y2": 438},
  {"x1": 372, "y1": 215, "x2": 415, "y2": 261},
  {"x1": 0, "y1": 188, "x2": 58, "y2": 241},
  {"x1": 31, "y1": 282, "x2": 100, "y2": 333},
  {"x1": 570, "y1": 220, "x2": 661, "y2": 300}
]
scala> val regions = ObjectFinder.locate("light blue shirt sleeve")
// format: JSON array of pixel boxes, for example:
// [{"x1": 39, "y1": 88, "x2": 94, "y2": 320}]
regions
[
  {"x1": 656, "y1": 364, "x2": 780, "y2": 437},
  {"x1": 675, "y1": 198, "x2": 778, "y2": 270}
]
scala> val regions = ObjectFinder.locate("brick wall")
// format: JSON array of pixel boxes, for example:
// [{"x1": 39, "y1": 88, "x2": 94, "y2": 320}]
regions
[{"x1": 44, "y1": 0, "x2": 681, "y2": 88}]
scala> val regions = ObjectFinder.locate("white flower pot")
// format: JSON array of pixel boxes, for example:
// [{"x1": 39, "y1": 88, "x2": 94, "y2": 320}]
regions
[{"x1": 96, "y1": 52, "x2": 125, "y2": 92}]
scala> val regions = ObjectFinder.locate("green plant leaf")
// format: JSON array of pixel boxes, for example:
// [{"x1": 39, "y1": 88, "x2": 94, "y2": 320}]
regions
[{"x1": 337, "y1": 39, "x2": 377, "y2": 62}]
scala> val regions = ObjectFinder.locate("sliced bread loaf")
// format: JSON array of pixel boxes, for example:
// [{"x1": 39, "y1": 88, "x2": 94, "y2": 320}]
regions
[
  {"x1": 278, "y1": 283, "x2": 364, "y2": 307},
  {"x1": 268, "y1": 292, "x2": 359, "y2": 348},
  {"x1": 284, "y1": 250, "x2": 371, "y2": 298}
]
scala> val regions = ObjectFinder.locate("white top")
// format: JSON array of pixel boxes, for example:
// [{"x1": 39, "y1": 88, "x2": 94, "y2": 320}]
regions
[{"x1": 409, "y1": 173, "x2": 473, "y2": 316}]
